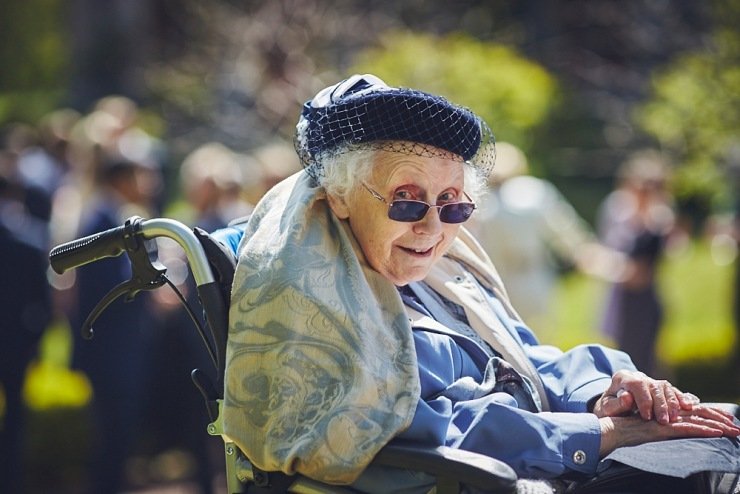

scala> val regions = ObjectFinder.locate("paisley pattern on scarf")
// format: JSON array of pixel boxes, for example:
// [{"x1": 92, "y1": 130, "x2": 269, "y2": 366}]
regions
[{"x1": 223, "y1": 172, "x2": 420, "y2": 484}]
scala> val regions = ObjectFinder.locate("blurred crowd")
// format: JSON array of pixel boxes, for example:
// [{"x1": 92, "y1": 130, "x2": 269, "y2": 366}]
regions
[
  {"x1": 1, "y1": 100, "x2": 738, "y2": 493},
  {"x1": 0, "y1": 96, "x2": 299, "y2": 494}
]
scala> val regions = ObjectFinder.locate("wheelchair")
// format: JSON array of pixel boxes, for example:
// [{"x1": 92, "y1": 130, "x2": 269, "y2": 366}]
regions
[{"x1": 50, "y1": 216, "x2": 739, "y2": 494}]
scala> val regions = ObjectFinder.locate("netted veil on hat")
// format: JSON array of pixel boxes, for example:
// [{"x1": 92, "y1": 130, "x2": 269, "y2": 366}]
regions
[{"x1": 294, "y1": 74, "x2": 496, "y2": 182}]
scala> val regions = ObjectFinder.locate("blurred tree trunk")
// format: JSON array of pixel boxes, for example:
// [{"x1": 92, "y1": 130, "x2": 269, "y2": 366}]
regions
[{"x1": 67, "y1": 0, "x2": 157, "y2": 110}]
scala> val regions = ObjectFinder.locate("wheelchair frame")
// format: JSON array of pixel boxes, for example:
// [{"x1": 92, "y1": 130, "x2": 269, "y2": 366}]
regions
[{"x1": 50, "y1": 216, "x2": 519, "y2": 494}]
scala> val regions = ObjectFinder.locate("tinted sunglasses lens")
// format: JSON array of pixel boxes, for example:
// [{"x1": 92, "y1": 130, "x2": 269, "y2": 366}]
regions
[
  {"x1": 439, "y1": 203, "x2": 475, "y2": 223},
  {"x1": 388, "y1": 201, "x2": 429, "y2": 222}
]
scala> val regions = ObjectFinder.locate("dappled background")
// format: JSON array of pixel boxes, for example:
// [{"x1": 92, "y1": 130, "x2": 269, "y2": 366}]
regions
[{"x1": 1, "y1": 0, "x2": 739, "y2": 492}]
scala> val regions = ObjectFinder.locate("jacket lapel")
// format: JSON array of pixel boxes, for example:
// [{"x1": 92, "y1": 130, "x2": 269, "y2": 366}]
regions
[{"x1": 424, "y1": 255, "x2": 551, "y2": 411}]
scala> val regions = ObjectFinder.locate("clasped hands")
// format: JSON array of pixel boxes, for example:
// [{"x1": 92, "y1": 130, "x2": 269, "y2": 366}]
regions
[{"x1": 592, "y1": 370, "x2": 740, "y2": 456}]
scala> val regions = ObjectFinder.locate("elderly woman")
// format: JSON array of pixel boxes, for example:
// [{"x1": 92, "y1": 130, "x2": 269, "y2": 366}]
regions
[{"x1": 222, "y1": 74, "x2": 739, "y2": 492}]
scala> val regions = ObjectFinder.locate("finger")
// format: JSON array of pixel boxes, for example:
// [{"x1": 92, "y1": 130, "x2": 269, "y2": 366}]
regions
[
  {"x1": 617, "y1": 388, "x2": 635, "y2": 410},
  {"x1": 618, "y1": 389, "x2": 638, "y2": 414},
  {"x1": 602, "y1": 372, "x2": 627, "y2": 397},
  {"x1": 676, "y1": 409, "x2": 740, "y2": 436},
  {"x1": 649, "y1": 381, "x2": 671, "y2": 424},
  {"x1": 676, "y1": 390, "x2": 701, "y2": 410},
  {"x1": 709, "y1": 406, "x2": 739, "y2": 422},
  {"x1": 628, "y1": 380, "x2": 654, "y2": 421},
  {"x1": 663, "y1": 385, "x2": 681, "y2": 421},
  {"x1": 666, "y1": 420, "x2": 726, "y2": 439},
  {"x1": 596, "y1": 392, "x2": 632, "y2": 417},
  {"x1": 687, "y1": 406, "x2": 740, "y2": 428},
  {"x1": 674, "y1": 413, "x2": 740, "y2": 437}
]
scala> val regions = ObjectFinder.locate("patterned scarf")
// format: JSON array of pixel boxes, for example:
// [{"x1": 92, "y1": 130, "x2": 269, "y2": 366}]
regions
[{"x1": 223, "y1": 172, "x2": 420, "y2": 484}]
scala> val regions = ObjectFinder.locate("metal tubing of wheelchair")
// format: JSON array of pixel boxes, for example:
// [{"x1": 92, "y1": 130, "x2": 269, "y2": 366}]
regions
[{"x1": 139, "y1": 218, "x2": 216, "y2": 286}]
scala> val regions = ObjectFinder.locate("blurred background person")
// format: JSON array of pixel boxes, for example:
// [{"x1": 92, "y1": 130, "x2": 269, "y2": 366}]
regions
[
  {"x1": 0, "y1": 158, "x2": 53, "y2": 494},
  {"x1": 142, "y1": 141, "x2": 255, "y2": 494},
  {"x1": 54, "y1": 95, "x2": 165, "y2": 246},
  {"x1": 16, "y1": 108, "x2": 81, "y2": 199},
  {"x1": 178, "y1": 142, "x2": 253, "y2": 231},
  {"x1": 0, "y1": 127, "x2": 54, "y2": 252},
  {"x1": 70, "y1": 154, "x2": 162, "y2": 494},
  {"x1": 471, "y1": 142, "x2": 625, "y2": 338},
  {"x1": 49, "y1": 95, "x2": 166, "y2": 321},
  {"x1": 248, "y1": 140, "x2": 302, "y2": 203},
  {"x1": 597, "y1": 150, "x2": 676, "y2": 377}
]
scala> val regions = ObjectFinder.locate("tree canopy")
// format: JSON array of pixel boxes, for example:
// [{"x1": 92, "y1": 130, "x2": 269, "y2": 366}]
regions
[
  {"x1": 351, "y1": 31, "x2": 559, "y2": 156},
  {"x1": 0, "y1": 0, "x2": 67, "y2": 123},
  {"x1": 2, "y1": 0, "x2": 737, "y2": 218},
  {"x1": 635, "y1": 0, "x2": 740, "y2": 210}
]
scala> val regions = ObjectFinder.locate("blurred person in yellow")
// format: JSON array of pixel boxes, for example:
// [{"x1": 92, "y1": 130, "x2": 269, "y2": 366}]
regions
[
  {"x1": 70, "y1": 154, "x2": 162, "y2": 494},
  {"x1": 471, "y1": 142, "x2": 625, "y2": 338}
]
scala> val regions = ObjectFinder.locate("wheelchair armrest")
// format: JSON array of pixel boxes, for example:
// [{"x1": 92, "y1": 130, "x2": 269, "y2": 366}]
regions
[
  {"x1": 373, "y1": 440, "x2": 518, "y2": 493},
  {"x1": 231, "y1": 440, "x2": 517, "y2": 494}
]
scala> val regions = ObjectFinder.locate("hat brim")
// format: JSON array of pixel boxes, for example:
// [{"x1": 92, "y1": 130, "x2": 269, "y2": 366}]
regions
[{"x1": 307, "y1": 89, "x2": 482, "y2": 162}]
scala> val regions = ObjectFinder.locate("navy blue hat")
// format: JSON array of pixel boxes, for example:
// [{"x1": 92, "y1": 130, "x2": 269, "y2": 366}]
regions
[{"x1": 295, "y1": 74, "x2": 495, "y2": 181}]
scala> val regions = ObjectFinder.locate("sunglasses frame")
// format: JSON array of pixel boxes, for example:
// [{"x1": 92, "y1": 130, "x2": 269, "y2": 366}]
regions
[{"x1": 361, "y1": 183, "x2": 476, "y2": 224}]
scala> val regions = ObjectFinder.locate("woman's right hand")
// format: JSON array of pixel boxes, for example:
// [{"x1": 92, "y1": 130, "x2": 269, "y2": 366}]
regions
[
  {"x1": 592, "y1": 370, "x2": 702, "y2": 424},
  {"x1": 598, "y1": 405, "x2": 740, "y2": 457}
]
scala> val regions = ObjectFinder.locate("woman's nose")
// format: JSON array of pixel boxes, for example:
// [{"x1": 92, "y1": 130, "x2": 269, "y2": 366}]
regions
[{"x1": 413, "y1": 205, "x2": 444, "y2": 235}]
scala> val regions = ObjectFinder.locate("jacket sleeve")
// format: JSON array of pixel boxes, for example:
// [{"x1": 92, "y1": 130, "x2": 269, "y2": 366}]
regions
[
  {"x1": 398, "y1": 329, "x2": 603, "y2": 479},
  {"x1": 526, "y1": 342, "x2": 637, "y2": 413},
  {"x1": 484, "y1": 291, "x2": 638, "y2": 413}
]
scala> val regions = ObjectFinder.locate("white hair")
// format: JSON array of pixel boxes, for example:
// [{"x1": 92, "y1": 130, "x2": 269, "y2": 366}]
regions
[{"x1": 316, "y1": 143, "x2": 487, "y2": 203}]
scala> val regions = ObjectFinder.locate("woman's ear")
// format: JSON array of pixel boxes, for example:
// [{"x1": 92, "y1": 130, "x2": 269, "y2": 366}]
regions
[{"x1": 326, "y1": 193, "x2": 350, "y2": 219}]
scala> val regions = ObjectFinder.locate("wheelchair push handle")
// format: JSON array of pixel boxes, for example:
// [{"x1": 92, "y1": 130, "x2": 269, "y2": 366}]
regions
[
  {"x1": 49, "y1": 216, "x2": 216, "y2": 287},
  {"x1": 49, "y1": 221, "x2": 134, "y2": 274},
  {"x1": 49, "y1": 216, "x2": 225, "y2": 383}
]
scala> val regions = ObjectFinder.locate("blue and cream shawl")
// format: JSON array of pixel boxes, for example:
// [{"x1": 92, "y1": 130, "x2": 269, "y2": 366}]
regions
[
  {"x1": 223, "y1": 172, "x2": 420, "y2": 484},
  {"x1": 223, "y1": 170, "x2": 549, "y2": 484}
]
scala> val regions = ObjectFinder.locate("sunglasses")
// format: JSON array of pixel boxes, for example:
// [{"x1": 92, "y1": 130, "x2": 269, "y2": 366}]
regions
[{"x1": 362, "y1": 183, "x2": 476, "y2": 224}]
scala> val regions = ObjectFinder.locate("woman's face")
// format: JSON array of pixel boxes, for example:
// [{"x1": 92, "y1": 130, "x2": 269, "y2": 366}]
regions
[{"x1": 328, "y1": 149, "x2": 466, "y2": 286}]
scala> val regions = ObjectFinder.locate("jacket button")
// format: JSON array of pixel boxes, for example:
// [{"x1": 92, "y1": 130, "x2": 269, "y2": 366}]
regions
[{"x1": 573, "y1": 450, "x2": 587, "y2": 465}]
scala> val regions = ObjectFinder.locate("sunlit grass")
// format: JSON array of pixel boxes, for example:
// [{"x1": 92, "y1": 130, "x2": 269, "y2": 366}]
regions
[
  {"x1": 551, "y1": 238, "x2": 736, "y2": 366},
  {"x1": 549, "y1": 273, "x2": 611, "y2": 349},
  {"x1": 658, "y1": 239, "x2": 736, "y2": 363}
]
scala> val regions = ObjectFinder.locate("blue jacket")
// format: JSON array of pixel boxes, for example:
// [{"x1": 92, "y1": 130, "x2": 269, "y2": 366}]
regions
[
  {"x1": 213, "y1": 222, "x2": 636, "y2": 481},
  {"x1": 402, "y1": 295, "x2": 635, "y2": 479}
]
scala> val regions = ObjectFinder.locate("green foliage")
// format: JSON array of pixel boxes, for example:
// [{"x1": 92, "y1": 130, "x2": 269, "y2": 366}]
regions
[
  {"x1": 0, "y1": 0, "x2": 68, "y2": 123},
  {"x1": 635, "y1": 2, "x2": 740, "y2": 211},
  {"x1": 351, "y1": 31, "x2": 560, "y2": 150}
]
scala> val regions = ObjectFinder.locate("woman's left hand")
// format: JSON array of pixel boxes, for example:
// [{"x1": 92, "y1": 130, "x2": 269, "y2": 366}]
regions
[
  {"x1": 598, "y1": 405, "x2": 740, "y2": 457},
  {"x1": 592, "y1": 370, "x2": 703, "y2": 424}
]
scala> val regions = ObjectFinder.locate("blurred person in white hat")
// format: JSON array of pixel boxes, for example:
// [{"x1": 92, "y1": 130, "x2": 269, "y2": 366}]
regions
[{"x1": 471, "y1": 142, "x2": 626, "y2": 338}]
